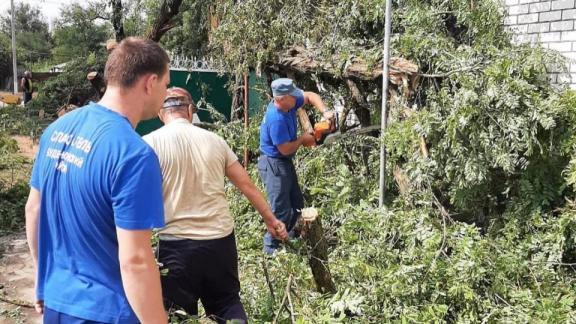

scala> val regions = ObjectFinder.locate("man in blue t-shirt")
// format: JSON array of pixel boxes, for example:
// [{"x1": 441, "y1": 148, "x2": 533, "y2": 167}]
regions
[
  {"x1": 258, "y1": 78, "x2": 333, "y2": 254},
  {"x1": 25, "y1": 37, "x2": 171, "y2": 324}
]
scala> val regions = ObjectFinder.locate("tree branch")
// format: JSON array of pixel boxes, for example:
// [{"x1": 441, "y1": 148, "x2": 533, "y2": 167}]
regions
[
  {"x1": 146, "y1": 0, "x2": 184, "y2": 42},
  {"x1": 0, "y1": 295, "x2": 34, "y2": 308}
]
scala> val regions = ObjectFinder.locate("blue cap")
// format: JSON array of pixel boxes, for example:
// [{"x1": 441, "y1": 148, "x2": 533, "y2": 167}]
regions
[{"x1": 271, "y1": 78, "x2": 303, "y2": 97}]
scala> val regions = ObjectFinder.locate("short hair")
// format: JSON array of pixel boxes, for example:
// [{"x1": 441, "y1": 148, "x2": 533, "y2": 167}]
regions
[{"x1": 104, "y1": 37, "x2": 170, "y2": 88}]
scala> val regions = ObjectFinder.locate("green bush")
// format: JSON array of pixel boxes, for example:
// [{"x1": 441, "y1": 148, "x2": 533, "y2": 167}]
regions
[{"x1": 0, "y1": 132, "x2": 29, "y2": 233}]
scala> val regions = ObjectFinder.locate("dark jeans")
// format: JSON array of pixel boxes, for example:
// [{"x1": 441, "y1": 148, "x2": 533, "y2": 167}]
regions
[
  {"x1": 158, "y1": 232, "x2": 247, "y2": 324},
  {"x1": 43, "y1": 307, "x2": 107, "y2": 324},
  {"x1": 23, "y1": 92, "x2": 32, "y2": 104},
  {"x1": 257, "y1": 155, "x2": 304, "y2": 254}
]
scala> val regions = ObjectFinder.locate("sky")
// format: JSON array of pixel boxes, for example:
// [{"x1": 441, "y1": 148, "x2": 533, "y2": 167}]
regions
[{"x1": 0, "y1": 0, "x2": 78, "y2": 30}]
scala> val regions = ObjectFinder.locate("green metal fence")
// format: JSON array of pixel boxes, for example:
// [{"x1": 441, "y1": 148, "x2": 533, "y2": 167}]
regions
[{"x1": 135, "y1": 69, "x2": 270, "y2": 136}]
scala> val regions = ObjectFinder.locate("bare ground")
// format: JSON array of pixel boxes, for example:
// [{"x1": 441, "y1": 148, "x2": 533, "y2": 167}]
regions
[{"x1": 0, "y1": 235, "x2": 40, "y2": 324}]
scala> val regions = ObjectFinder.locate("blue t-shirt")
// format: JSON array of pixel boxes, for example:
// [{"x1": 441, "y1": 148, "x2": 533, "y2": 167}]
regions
[
  {"x1": 29, "y1": 102, "x2": 165, "y2": 323},
  {"x1": 259, "y1": 94, "x2": 305, "y2": 158}
]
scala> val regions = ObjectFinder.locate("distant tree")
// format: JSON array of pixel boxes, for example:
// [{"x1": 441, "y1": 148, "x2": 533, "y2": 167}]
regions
[
  {"x1": 51, "y1": 3, "x2": 111, "y2": 63},
  {"x1": 0, "y1": 2, "x2": 52, "y2": 64},
  {"x1": 159, "y1": 0, "x2": 212, "y2": 57}
]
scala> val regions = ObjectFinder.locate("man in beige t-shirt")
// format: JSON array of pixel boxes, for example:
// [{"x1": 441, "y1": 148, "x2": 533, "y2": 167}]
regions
[{"x1": 143, "y1": 87, "x2": 287, "y2": 323}]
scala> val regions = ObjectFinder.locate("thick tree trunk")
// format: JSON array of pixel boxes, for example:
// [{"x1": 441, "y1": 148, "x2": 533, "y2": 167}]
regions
[
  {"x1": 301, "y1": 216, "x2": 337, "y2": 294},
  {"x1": 110, "y1": 0, "x2": 125, "y2": 42},
  {"x1": 146, "y1": 0, "x2": 184, "y2": 42}
]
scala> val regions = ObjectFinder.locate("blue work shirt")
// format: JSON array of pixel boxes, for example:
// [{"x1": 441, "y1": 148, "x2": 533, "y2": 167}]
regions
[
  {"x1": 30, "y1": 102, "x2": 165, "y2": 323},
  {"x1": 259, "y1": 94, "x2": 305, "y2": 158}
]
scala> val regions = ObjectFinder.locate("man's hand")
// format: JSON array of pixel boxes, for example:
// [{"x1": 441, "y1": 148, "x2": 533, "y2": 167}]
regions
[
  {"x1": 322, "y1": 109, "x2": 335, "y2": 121},
  {"x1": 266, "y1": 219, "x2": 288, "y2": 240},
  {"x1": 301, "y1": 133, "x2": 316, "y2": 147},
  {"x1": 34, "y1": 300, "x2": 44, "y2": 314}
]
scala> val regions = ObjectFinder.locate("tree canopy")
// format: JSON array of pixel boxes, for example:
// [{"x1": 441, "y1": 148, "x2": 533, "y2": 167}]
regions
[{"x1": 4, "y1": 0, "x2": 576, "y2": 321}]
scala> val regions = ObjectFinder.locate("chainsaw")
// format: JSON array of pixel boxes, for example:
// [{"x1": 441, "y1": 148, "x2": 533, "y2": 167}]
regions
[
  {"x1": 298, "y1": 109, "x2": 380, "y2": 146},
  {"x1": 313, "y1": 111, "x2": 339, "y2": 145}
]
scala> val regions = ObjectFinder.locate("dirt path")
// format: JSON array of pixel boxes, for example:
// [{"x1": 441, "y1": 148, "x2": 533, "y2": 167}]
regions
[
  {"x1": 11, "y1": 136, "x2": 38, "y2": 161},
  {"x1": 0, "y1": 234, "x2": 41, "y2": 324}
]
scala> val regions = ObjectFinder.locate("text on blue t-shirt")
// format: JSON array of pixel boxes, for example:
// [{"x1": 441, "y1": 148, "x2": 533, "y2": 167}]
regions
[{"x1": 29, "y1": 102, "x2": 165, "y2": 323}]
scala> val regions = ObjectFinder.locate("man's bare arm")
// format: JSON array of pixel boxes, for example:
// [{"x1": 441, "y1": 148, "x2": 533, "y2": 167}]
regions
[
  {"x1": 25, "y1": 188, "x2": 44, "y2": 314},
  {"x1": 303, "y1": 91, "x2": 328, "y2": 114},
  {"x1": 276, "y1": 133, "x2": 315, "y2": 156},
  {"x1": 117, "y1": 228, "x2": 167, "y2": 324},
  {"x1": 25, "y1": 188, "x2": 41, "y2": 265},
  {"x1": 225, "y1": 161, "x2": 288, "y2": 240}
]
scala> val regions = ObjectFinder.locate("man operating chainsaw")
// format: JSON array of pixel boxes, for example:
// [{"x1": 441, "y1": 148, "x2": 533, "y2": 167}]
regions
[{"x1": 258, "y1": 78, "x2": 334, "y2": 255}]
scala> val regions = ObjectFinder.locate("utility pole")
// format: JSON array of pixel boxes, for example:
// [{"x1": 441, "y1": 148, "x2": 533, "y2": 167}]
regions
[
  {"x1": 379, "y1": 0, "x2": 393, "y2": 207},
  {"x1": 10, "y1": 0, "x2": 18, "y2": 94}
]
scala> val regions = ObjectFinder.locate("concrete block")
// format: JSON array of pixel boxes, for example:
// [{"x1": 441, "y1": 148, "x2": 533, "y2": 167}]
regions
[
  {"x1": 539, "y1": 10, "x2": 563, "y2": 21},
  {"x1": 530, "y1": 1, "x2": 551, "y2": 12},
  {"x1": 551, "y1": 0, "x2": 575, "y2": 10},
  {"x1": 513, "y1": 24, "x2": 530, "y2": 33},
  {"x1": 562, "y1": 30, "x2": 576, "y2": 40},
  {"x1": 519, "y1": 13, "x2": 540, "y2": 23},
  {"x1": 570, "y1": 63, "x2": 576, "y2": 72},
  {"x1": 510, "y1": 4, "x2": 530, "y2": 14},
  {"x1": 540, "y1": 31, "x2": 562, "y2": 41},
  {"x1": 551, "y1": 20, "x2": 574, "y2": 30},
  {"x1": 504, "y1": 15, "x2": 518, "y2": 25},
  {"x1": 564, "y1": 52, "x2": 576, "y2": 62},
  {"x1": 557, "y1": 73, "x2": 573, "y2": 83},
  {"x1": 562, "y1": 8, "x2": 576, "y2": 19},
  {"x1": 570, "y1": 83, "x2": 576, "y2": 90},
  {"x1": 529, "y1": 22, "x2": 550, "y2": 33},
  {"x1": 548, "y1": 41, "x2": 573, "y2": 51},
  {"x1": 549, "y1": 73, "x2": 558, "y2": 83},
  {"x1": 505, "y1": 0, "x2": 519, "y2": 5},
  {"x1": 515, "y1": 33, "x2": 539, "y2": 43},
  {"x1": 548, "y1": 62, "x2": 566, "y2": 73},
  {"x1": 519, "y1": 0, "x2": 542, "y2": 3}
]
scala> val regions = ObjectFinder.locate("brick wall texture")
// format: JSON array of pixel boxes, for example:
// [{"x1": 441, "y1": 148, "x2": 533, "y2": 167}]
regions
[{"x1": 504, "y1": 0, "x2": 576, "y2": 88}]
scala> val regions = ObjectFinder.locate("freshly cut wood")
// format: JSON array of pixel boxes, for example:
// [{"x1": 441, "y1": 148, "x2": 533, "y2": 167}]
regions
[{"x1": 299, "y1": 207, "x2": 336, "y2": 294}]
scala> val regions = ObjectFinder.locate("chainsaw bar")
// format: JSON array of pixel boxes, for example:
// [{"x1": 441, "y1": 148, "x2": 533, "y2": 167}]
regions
[{"x1": 323, "y1": 125, "x2": 381, "y2": 145}]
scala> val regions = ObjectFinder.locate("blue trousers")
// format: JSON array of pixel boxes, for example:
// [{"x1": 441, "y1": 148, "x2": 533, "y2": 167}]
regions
[
  {"x1": 43, "y1": 307, "x2": 108, "y2": 324},
  {"x1": 258, "y1": 155, "x2": 304, "y2": 254}
]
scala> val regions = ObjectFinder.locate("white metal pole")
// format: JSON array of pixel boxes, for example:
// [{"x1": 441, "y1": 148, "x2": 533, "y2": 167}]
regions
[
  {"x1": 379, "y1": 0, "x2": 393, "y2": 207},
  {"x1": 10, "y1": 0, "x2": 18, "y2": 94}
]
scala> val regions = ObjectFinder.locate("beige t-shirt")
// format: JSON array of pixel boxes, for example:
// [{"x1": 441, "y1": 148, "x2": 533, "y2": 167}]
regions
[{"x1": 143, "y1": 118, "x2": 238, "y2": 240}]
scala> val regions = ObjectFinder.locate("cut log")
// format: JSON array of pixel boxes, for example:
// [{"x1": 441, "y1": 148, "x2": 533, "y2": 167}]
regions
[
  {"x1": 300, "y1": 208, "x2": 336, "y2": 294},
  {"x1": 87, "y1": 71, "x2": 106, "y2": 99}
]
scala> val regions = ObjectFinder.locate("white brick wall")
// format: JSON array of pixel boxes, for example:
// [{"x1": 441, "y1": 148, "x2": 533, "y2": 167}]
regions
[{"x1": 504, "y1": 0, "x2": 576, "y2": 89}]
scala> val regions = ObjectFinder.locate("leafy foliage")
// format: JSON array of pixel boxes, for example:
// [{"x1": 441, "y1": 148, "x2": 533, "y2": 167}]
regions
[
  {"x1": 3, "y1": 0, "x2": 576, "y2": 322},
  {"x1": 28, "y1": 52, "x2": 108, "y2": 116},
  {"x1": 202, "y1": 0, "x2": 576, "y2": 321},
  {"x1": 0, "y1": 2, "x2": 52, "y2": 65},
  {"x1": 215, "y1": 119, "x2": 576, "y2": 322},
  {"x1": 0, "y1": 130, "x2": 28, "y2": 233},
  {"x1": 51, "y1": 3, "x2": 112, "y2": 64}
]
